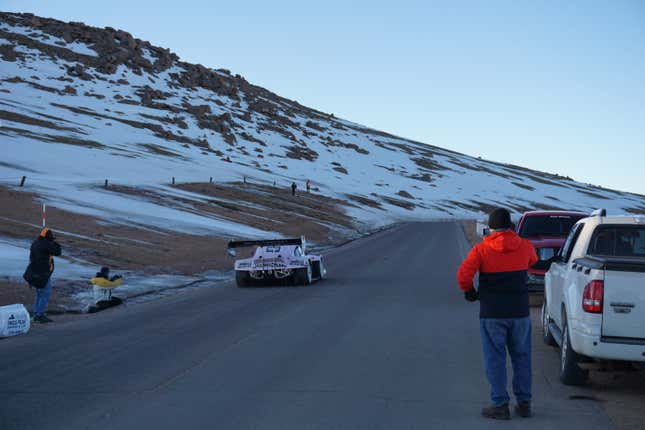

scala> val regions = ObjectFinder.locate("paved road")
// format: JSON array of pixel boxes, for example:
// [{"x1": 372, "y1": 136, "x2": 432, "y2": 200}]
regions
[{"x1": 0, "y1": 223, "x2": 616, "y2": 429}]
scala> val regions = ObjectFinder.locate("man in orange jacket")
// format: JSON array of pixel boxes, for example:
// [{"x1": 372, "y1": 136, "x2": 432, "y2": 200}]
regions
[{"x1": 457, "y1": 208, "x2": 538, "y2": 420}]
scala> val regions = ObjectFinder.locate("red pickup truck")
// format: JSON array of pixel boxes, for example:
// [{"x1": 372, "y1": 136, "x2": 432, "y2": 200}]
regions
[{"x1": 516, "y1": 211, "x2": 588, "y2": 291}]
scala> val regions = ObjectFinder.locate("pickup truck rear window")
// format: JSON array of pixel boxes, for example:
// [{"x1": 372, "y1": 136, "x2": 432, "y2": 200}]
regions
[
  {"x1": 588, "y1": 226, "x2": 645, "y2": 257},
  {"x1": 519, "y1": 215, "x2": 584, "y2": 238}
]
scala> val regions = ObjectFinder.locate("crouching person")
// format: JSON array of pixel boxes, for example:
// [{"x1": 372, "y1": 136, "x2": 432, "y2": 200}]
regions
[
  {"x1": 89, "y1": 267, "x2": 123, "y2": 313},
  {"x1": 25, "y1": 227, "x2": 62, "y2": 323},
  {"x1": 457, "y1": 208, "x2": 537, "y2": 420}
]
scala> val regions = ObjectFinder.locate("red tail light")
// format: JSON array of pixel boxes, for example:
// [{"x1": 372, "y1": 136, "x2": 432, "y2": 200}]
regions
[{"x1": 582, "y1": 280, "x2": 604, "y2": 313}]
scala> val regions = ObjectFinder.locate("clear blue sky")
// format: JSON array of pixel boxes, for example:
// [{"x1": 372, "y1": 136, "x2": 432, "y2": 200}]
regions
[{"x1": 5, "y1": 0, "x2": 644, "y2": 194}]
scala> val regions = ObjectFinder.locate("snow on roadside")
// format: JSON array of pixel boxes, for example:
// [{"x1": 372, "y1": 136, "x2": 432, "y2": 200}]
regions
[{"x1": 72, "y1": 270, "x2": 231, "y2": 308}]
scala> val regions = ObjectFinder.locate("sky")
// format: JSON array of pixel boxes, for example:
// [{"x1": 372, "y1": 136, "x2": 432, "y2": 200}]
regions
[{"x1": 3, "y1": 0, "x2": 644, "y2": 194}]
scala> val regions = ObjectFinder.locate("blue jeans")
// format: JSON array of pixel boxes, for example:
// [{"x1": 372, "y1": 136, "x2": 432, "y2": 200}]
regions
[
  {"x1": 34, "y1": 277, "x2": 53, "y2": 316},
  {"x1": 480, "y1": 317, "x2": 532, "y2": 406}
]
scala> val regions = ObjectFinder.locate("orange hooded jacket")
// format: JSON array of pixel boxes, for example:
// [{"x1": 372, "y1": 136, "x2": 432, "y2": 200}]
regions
[{"x1": 457, "y1": 230, "x2": 538, "y2": 318}]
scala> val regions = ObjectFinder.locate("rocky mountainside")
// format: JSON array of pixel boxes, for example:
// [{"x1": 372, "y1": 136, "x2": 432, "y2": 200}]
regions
[{"x1": 2, "y1": 11, "x2": 645, "y2": 238}]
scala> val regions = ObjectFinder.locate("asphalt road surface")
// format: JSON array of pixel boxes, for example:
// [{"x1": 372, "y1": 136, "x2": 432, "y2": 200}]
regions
[{"x1": 0, "y1": 222, "x2": 617, "y2": 429}]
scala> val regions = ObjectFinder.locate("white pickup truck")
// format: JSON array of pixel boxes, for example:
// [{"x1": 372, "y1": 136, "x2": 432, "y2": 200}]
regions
[{"x1": 543, "y1": 209, "x2": 645, "y2": 385}]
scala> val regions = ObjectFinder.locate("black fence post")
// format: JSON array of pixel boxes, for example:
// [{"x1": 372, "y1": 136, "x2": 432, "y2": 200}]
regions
[
  {"x1": 104, "y1": 179, "x2": 108, "y2": 189},
  {"x1": 209, "y1": 177, "x2": 213, "y2": 184},
  {"x1": 19, "y1": 176, "x2": 26, "y2": 187},
  {"x1": 172, "y1": 177, "x2": 175, "y2": 185}
]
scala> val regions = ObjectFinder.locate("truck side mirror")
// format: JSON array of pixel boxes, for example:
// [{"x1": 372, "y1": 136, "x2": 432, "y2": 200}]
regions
[
  {"x1": 549, "y1": 255, "x2": 563, "y2": 264},
  {"x1": 227, "y1": 248, "x2": 236, "y2": 257}
]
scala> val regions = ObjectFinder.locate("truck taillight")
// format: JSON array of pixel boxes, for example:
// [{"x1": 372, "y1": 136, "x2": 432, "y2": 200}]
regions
[{"x1": 582, "y1": 280, "x2": 604, "y2": 313}]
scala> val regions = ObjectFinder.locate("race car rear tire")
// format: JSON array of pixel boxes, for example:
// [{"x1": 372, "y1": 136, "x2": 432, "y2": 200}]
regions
[
  {"x1": 294, "y1": 263, "x2": 312, "y2": 286},
  {"x1": 312, "y1": 259, "x2": 325, "y2": 280},
  {"x1": 236, "y1": 271, "x2": 251, "y2": 288}
]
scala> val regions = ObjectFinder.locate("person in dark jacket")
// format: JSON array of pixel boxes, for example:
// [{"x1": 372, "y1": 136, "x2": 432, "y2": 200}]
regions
[
  {"x1": 28, "y1": 227, "x2": 62, "y2": 323},
  {"x1": 291, "y1": 182, "x2": 297, "y2": 196},
  {"x1": 457, "y1": 208, "x2": 538, "y2": 420}
]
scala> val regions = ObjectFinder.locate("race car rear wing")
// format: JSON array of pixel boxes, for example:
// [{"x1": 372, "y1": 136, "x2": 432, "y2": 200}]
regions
[{"x1": 227, "y1": 236, "x2": 306, "y2": 256}]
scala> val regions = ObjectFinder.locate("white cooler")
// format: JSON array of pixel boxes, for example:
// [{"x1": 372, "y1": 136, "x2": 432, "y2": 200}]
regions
[{"x1": 0, "y1": 304, "x2": 31, "y2": 338}]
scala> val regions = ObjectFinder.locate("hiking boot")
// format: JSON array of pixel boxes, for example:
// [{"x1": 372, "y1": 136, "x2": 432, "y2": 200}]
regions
[
  {"x1": 515, "y1": 402, "x2": 531, "y2": 418},
  {"x1": 481, "y1": 404, "x2": 511, "y2": 420}
]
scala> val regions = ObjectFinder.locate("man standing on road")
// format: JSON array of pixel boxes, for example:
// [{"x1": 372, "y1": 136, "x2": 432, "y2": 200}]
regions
[
  {"x1": 26, "y1": 227, "x2": 62, "y2": 323},
  {"x1": 457, "y1": 208, "x2": 538, "y2": 420},
  {"x1": 291, "y1": 181, "x2": 297, "y2": 196}
]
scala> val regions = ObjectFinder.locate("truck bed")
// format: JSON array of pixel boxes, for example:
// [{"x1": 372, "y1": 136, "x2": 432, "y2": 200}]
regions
[
  {"x1": 575, "y1": 255, "x2": 645, "y2": 343},
  {"x1": 574, "y1": 256, "x2": 645, "y2": 273}
]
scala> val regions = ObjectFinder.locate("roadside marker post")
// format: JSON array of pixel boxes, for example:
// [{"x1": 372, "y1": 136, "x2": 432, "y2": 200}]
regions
[{"x1": 42, "y1": 203, "x2": 46, "y2": 227}]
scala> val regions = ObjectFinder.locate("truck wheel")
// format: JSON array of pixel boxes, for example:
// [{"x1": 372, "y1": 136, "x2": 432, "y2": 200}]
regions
[
  {"x1": 560, "y1": 319, "x2": 589, "y2": 386},
  {"x1": 236, "y1": 271, "x2": 251, "y2": 288},
  {"x1": 541, "y1": 300, "x2": 557, "y2": 347},
  {"x1": 294, "y1": 263, "x2": 312, "y2": 286}
]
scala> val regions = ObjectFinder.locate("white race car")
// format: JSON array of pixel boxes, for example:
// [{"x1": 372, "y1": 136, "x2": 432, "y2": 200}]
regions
[{"x1": 228, "y1": 236, "x2": 326, "y2": 287}]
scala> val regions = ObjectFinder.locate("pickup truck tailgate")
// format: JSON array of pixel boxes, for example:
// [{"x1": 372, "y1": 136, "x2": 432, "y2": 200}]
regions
[{"x1": 603, "y1": 268, "x2": 645, "y2": 340}]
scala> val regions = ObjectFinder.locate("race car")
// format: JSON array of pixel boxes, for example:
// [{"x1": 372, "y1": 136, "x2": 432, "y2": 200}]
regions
[{"x1": 227, "y1": 236, "x2": 326, "y2": 287}]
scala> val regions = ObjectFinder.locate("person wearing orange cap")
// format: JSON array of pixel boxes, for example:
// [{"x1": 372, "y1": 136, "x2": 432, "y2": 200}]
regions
[{"x1": 25, "y1": 227, "x2": 62, "y2": 323}]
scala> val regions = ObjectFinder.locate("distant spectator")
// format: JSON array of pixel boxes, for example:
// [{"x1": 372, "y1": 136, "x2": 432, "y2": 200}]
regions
[
  {"x1": 306, "y1": 179, "x2": 311, "y2": 193},
  {"x1": 23, "y1": 227, "x2": 61, "y2": 323},
  {"x1": 291, "y1": 182, "x2": 297, "y2": 196}
]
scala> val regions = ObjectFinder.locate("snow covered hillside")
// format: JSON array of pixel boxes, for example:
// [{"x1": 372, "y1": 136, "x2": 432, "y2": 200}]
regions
[{"x1": 2, "y1": 11, "x2": 645, "y2": 241}]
